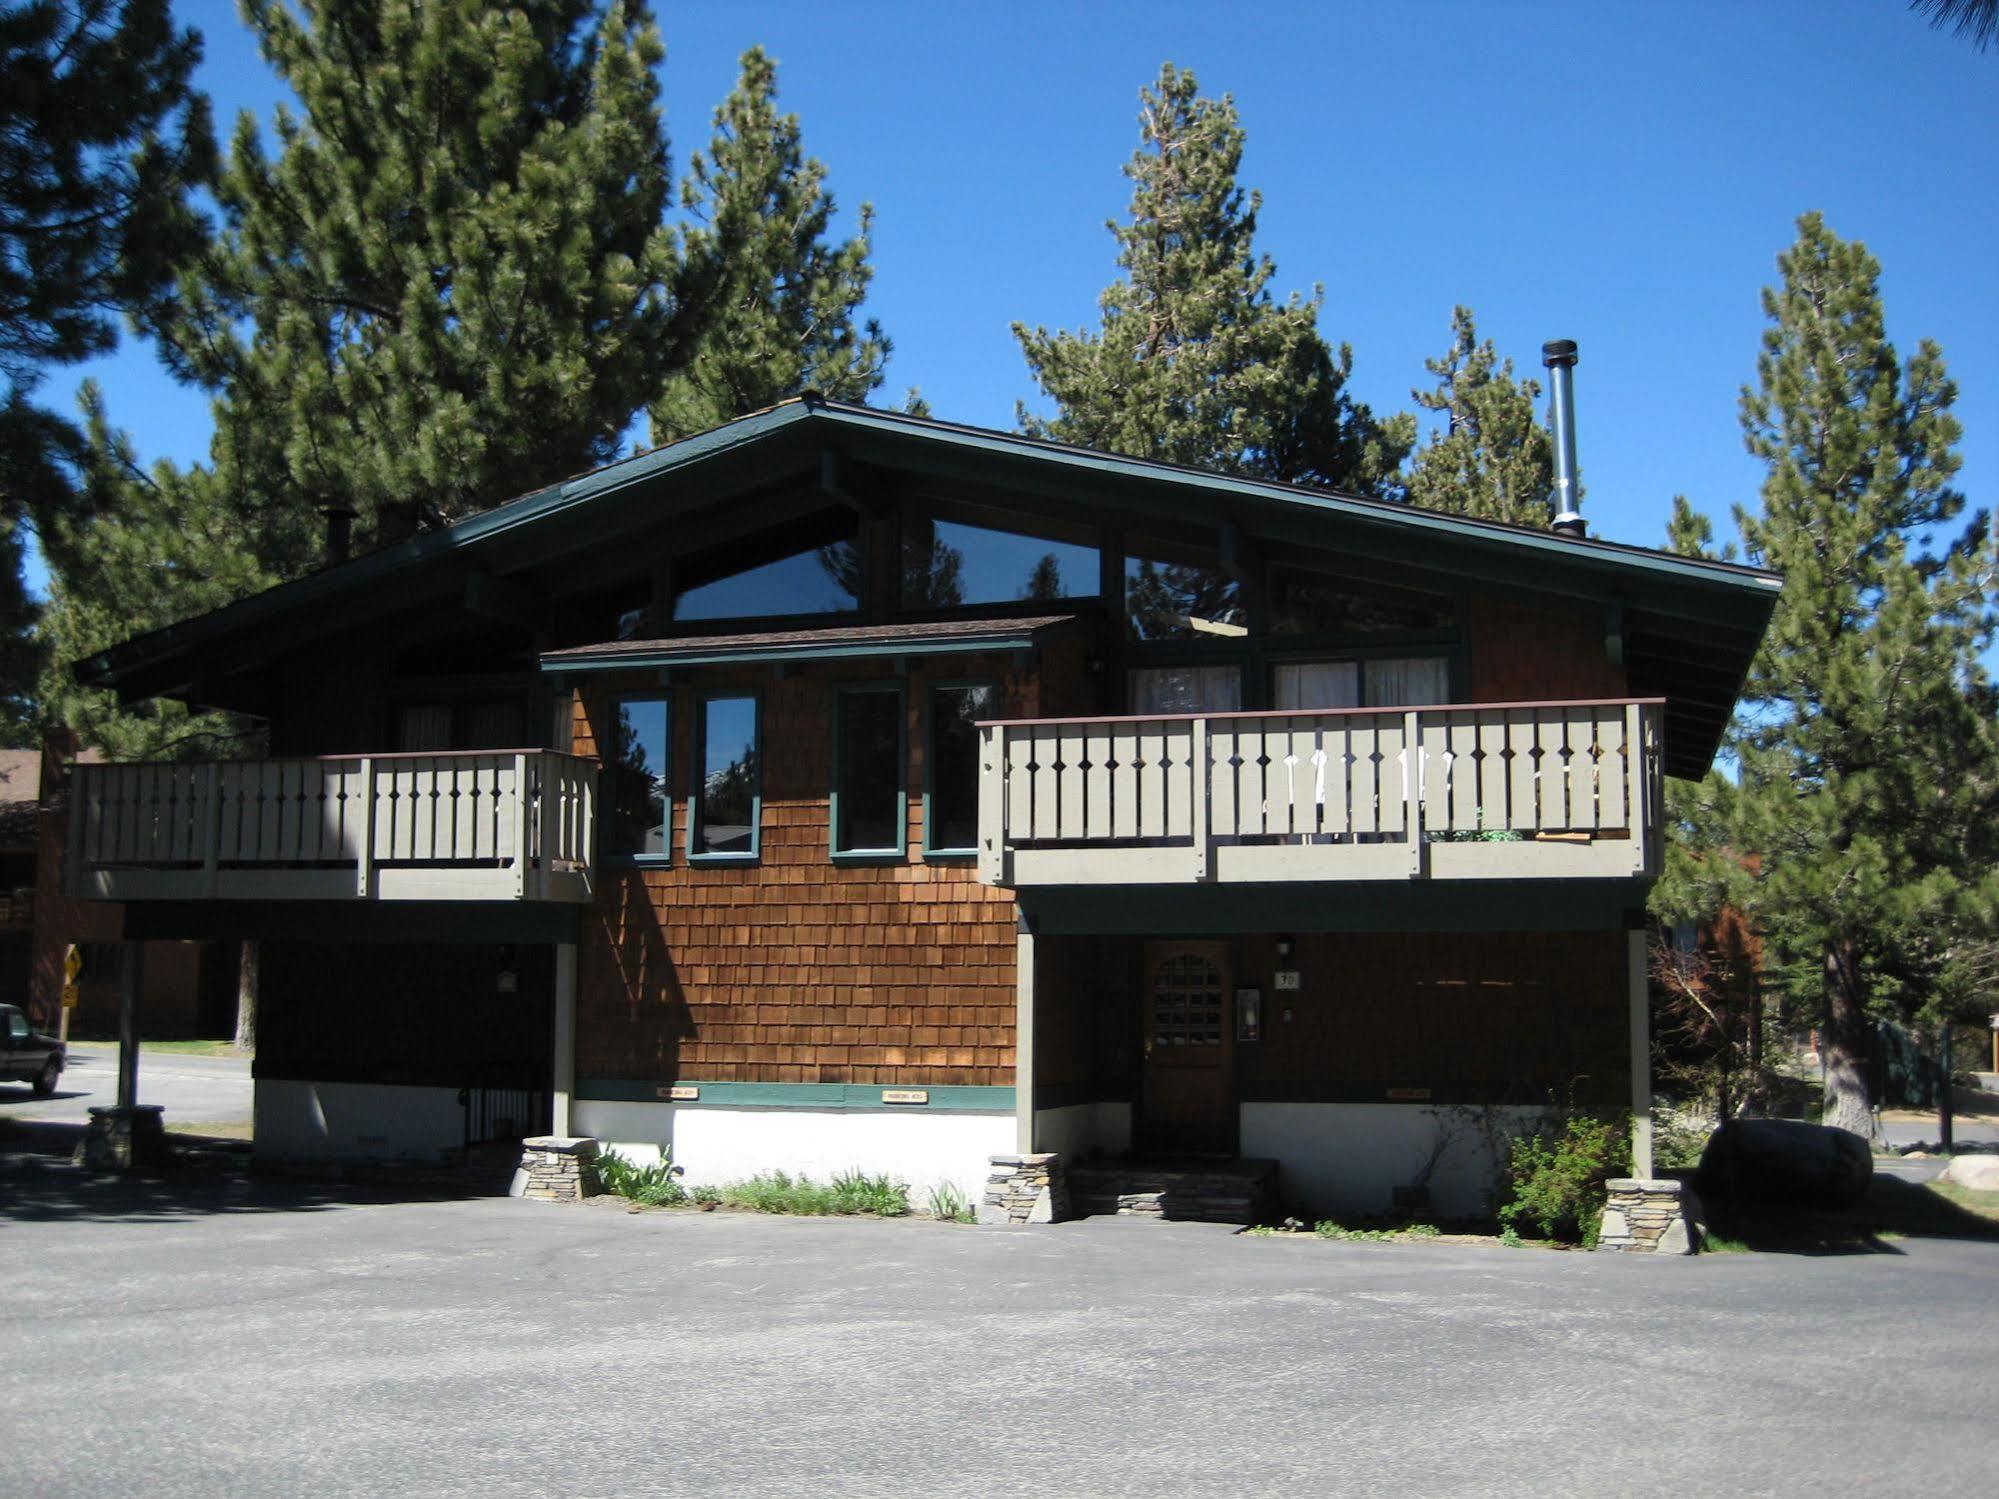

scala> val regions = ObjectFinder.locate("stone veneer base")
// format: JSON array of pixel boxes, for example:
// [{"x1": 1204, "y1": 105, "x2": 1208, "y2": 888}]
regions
[
  {"x1": 980, "y1": 1152, "x2": 1070, "y2": 1225},
  {"x1": 515, "y1": 1136, "x2": 600, "y2": 1202},
  {"x1": 1596, "y1": 1177, "x2": 1702, "y2": 1254}
]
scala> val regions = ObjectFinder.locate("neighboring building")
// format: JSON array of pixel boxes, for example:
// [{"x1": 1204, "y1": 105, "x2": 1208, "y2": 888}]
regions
[
  {"x1": 64, "y1": 399, "x2": 1779, "y2": 1214},
  {"x1": 2, "y1": 736, "x2": 217, "y2": 1039}
]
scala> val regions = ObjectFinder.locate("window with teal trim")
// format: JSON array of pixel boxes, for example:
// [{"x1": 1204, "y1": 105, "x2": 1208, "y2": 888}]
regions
[
  {"x1": 692, "y1": 694, "x2": 759, "y2": 859},
  {"x1": 926, "y1": 682, "x2": 995, "y2": 855},
  {"x1": 833, "y1": 684, "x2": 904, "y2": 856},
  {"x1": 605, "y1": 695, "x2": 670, "y2": 860}
]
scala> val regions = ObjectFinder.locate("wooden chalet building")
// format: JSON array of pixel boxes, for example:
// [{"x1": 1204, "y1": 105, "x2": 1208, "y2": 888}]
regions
[{"x1": 66, "y1": 396, "x2": 1778, "y2": 1215}]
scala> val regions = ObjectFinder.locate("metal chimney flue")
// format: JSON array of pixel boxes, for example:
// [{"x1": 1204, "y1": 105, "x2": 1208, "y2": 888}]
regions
[{"x1": 1542, "y1": 339, "x2": 1584, "y2": 538}]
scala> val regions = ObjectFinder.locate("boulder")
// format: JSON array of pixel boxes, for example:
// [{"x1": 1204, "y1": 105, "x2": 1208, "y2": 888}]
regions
[
  {"x1": 1940, "y1": 1154, "x2": 1999, "y2": 1193},
  {"x1": 1696, "y1": 1119, "x2": 1873, "y2": 1208}
]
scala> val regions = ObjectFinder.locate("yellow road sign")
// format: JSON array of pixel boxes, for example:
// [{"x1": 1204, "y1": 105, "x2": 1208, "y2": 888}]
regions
[
  {"x1": 60, "y1": 983, "x2": 79, "y2": 1008},
  {"x1": 63, "y1": 944, "x2": 82, "y2": 983}
]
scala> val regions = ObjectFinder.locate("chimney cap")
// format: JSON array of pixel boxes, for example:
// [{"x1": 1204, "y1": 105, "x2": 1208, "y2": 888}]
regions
[{"x1": 1541, "y1": 339, "x2": 1578, "y2": 367}]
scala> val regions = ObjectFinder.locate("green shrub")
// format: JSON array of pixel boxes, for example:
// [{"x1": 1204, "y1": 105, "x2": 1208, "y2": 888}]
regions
[
  {"x1": 1498, "y1": 1113, "x2": 1631, "y2": 1248},
  {"x1": 595, "y1": 1147, "x2": 688, "y2": 1207},
  {"x1": 692, "y1": 1184, "x2": 722, "y2": 1207}
]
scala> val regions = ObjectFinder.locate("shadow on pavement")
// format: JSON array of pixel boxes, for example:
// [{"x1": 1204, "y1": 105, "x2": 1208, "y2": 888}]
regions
[
  {"x1": 0, "y1": 1119, "x2": 514, "y2": 1224},
  {"x1": 1704, "y1": 1174, "x2": 1999, "y2": 1255}
]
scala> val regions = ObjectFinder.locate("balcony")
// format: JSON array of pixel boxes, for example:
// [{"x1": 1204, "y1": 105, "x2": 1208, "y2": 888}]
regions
[
  {"x1": 68, "y1": 750, "x2": 596, "y2": 904},
  {"x1": 976, "y1": 699, "x2": 1661, "y2": 888}
]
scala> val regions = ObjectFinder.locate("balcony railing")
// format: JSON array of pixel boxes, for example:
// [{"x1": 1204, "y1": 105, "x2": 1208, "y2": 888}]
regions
[
  {"x1": 68, "y1": 750, "x2": 596, "y2": 904},
  {"x1": 977, "y1": 699, "x2": 1662, "y2": 887}
]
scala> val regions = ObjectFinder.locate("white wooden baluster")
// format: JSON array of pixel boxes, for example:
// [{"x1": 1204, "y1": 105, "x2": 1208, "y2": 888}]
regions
[
  {"x1": 1507, "y1": 712, "x2": 1538, "y2": 831},
  {"x1": 514, "y1": 753, "x2": 530, "y2": 897},
  {"x1": 355, "y1": 759, "x2": 375, "y2": 897},
  {"x1": 1598, "y1": 709, "x2": 1628, "y2": 830},
  {"x1": 1191, "y1": 718, "x2": 1209, "y2": 879}
]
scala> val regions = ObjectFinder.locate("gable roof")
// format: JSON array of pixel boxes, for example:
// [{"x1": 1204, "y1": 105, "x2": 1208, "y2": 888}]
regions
[{"x1": 74, "y1": 396, "x2": 1779, "y2": 778}]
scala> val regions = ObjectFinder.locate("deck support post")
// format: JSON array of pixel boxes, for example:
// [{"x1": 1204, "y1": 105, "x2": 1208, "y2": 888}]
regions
[
  {"x1": 1015, "y1": 916, "x2": 1034, "y2": 1154},
  {"x1": 116, "y1": 939, "x2": 143, "y2": 1111},
  {"x1": 551, "y1": 940, "x2": 577, "y2": 1137},
  {"x1": 1627, "y1": 927, "x2": 1653, "y2": 1180}
]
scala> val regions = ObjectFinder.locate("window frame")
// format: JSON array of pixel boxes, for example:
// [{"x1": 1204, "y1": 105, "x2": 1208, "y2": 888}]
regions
[
  {"x1": 687, "y1": 689, "x2": 763, "y2": 865},
  {"x1": 827, "y1": 680, "x2": 909, "y2": 863},
  {"x1": 601, "y1": 690, "x2": 673, "y2": 868},
  {"x1": 922, "y1": 677, "x2": 999, "y2": 860}
]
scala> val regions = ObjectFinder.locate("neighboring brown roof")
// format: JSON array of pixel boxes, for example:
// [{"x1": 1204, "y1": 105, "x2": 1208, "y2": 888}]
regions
[{"x1": 542, "y1": 615, "x2": 1077, "y2": 671}]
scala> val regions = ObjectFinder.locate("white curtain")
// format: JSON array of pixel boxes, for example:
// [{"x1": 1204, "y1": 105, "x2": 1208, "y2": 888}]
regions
[
  {"x1": 1128, "y1": 665, "x2": 1243, "y2": 713},
  {"x1": 1273, "y1": 661, "x2": 1361, "y2": 711},
  {"x1": 1363, "y1": 657, "x2": 1450, "y2": 707}
]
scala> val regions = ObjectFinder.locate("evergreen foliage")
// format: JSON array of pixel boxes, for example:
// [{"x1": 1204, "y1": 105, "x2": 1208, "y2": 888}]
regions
[
  {"x1": 1664, "y1": 213, "x2": 1999, "y2": 1137},
  {"x1": 1013, "y1": 63, "x2": 1411, "y2": 496},
  {"x1": 0, "y1": 0, "x2": 212, "y2": 740},
  {"x1": 648, "y1": 46, "x2": 887, "y2": 443},
  {"x1": 40, "y1": 0, "x2": 715, "y2": 756},
  {"x1": 1405, "y1": 306, "x2": 1554, "y2": 527}
]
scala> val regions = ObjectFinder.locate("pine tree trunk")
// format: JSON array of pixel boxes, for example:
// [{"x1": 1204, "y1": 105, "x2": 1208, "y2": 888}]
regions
[
  {"x1": 233, "y1": 939, "x2": 258, "y2": 1053},
  {"x1": 1820, "y1": 940, "x2": 1874, "y2": 1139}
]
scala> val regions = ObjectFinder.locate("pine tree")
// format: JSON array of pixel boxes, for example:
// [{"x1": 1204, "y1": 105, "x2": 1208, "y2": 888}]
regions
[
  {"x1": 1014, "y1": 64, "x2": 1411, "y2": 496},
  {"x1": 648, "y1": 46, "x2": 887, "y2": 444},
  {"x1": 42, "y1": 0, "x2": 713, "y2": 757},
  {"x1": 0, "y1": 0, "x2": 211, "y2": 739},
  {"x1": 142, "y1": 0, "x2": 701, "y2": 555},
  {"x1": 1725, "y1": 212, "x2": 1999, "y2": 1136},
  {"x1": 37, "y1": 385, "x2": 266, "y2": 758},
  {"x1": 1405, "y1": 307, "x2": 1553, "y2": 526}
]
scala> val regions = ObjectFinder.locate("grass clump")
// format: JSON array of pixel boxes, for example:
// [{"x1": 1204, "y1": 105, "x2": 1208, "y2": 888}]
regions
[
  {"x1": 721, "y1": 1169, "x2": 909, "y2": 1218},
  {"x1": 925, "y1": 1180, "x2": 975, "y2": 1223},
  {"x1": 1314, "y1": 1220, "x2": 1396, "y2": 1243},
  {"x1": 594, "y1": 1148, "x2": 687, "y2": 1207}
]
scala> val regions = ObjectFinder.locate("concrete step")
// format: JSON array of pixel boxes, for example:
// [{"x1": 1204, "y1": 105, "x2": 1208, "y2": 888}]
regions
[{"x1": 1067, "y1": 1158, "x2": 1279, "y2": 1226}]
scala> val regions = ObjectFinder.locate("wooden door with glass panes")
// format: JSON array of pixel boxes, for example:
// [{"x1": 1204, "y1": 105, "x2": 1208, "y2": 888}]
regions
[{"x1": 1140, "y1": 940, "x2": 1235, "y2": 1154}]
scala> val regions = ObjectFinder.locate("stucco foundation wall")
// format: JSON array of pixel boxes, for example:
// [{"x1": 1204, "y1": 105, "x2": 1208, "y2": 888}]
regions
[
  {"x1": 1033, "y1": 1102, "x2": 1132, "y2": 1158},
  {"x1": 1241, "y1": 1103, "x2": 1547, "y2": 1220},
  {"x1": 255, "y1": 1078, "x2": 465, "y2": 1163},
  {"x1": 573, "y1": 1100, "x2": 1013, "y2": 1204}
]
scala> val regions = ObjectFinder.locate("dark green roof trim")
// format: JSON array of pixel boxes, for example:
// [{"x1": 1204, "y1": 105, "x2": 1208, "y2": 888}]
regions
[{"x1": 541, "y1": 631, "x2": 1048, "y2": 675}]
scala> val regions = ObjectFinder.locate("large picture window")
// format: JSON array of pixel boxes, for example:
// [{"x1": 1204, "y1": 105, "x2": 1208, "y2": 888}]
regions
[
  {"x1": 926, "y1": 682, "x2": 997, "y2": 856},
  {"x1": 832, "y1": 684, "x2": 906, "y2": 858},
  {"x1": 690, "y1": 694, "x2": 760, "y2": 860},
  {"x1": 674, "y1": 510, "x2": 861, "y2": 622},
  {"x1": 1124, "y1": 543, "x2": 1244, "y2": 641},
  {"x1": 1267, "y1": 565, "x2": 1454, "y2": 638},
  {"x1": 902, "y1": 514, "x2": 1098, "y2": 609},
  {"x1": 605, "y1": 695, "x2": 670, "y2": 860}
]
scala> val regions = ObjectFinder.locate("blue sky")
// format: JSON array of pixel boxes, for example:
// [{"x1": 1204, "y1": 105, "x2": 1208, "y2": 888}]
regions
[{"x1": 43, "y1": 0, "x2": 1999, "y2": 592}]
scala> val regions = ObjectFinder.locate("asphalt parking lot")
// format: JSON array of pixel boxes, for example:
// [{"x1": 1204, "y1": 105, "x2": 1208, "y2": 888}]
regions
[{"x1": 2, "y1": 1156, "x2": 1996, "y2": 1499}]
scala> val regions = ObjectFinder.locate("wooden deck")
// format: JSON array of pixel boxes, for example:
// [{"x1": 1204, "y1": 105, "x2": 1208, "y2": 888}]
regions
[
  {"x1": 68, "y1": 750, "x2": 597, "y2": 904},
  {"x1": 977, "y1": 699, "x2": 1663, "y2": 888}
]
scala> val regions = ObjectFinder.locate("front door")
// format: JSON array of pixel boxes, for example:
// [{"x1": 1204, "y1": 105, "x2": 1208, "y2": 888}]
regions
[{"x1": 1139, "y1": 940, "x2": 1234, "y2": 1154}]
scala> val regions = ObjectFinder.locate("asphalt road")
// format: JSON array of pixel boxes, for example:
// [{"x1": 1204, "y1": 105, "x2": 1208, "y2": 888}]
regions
[
  {"x1": 0, "y1": 1043, "x2": 252, "y2": 1128},
  {"x1": 2, "y1": 1166, "x2": 1995, "y2": 1498}
]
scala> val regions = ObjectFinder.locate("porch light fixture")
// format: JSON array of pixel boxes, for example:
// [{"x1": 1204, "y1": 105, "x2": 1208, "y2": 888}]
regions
[{"x1": 1275, "y1": 935, "x2": 1294, "y2": 961}]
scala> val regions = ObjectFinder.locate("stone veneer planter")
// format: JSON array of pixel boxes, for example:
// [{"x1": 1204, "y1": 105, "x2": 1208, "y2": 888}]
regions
[
  {"x1": 514, "y1": 1136, "x2": 600, "y2": 1202},
  {"x1": 980, "y1": 1152, "x2": 1070, "y2": 1225},
  {"x1": 1595, "y1": 1177, "x2": 1702, "y2": 1254}
]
